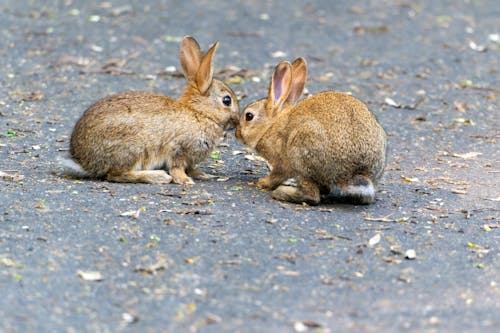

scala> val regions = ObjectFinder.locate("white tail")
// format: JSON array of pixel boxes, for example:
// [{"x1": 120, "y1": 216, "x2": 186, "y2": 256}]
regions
[
  {"x1": 55, "y1": 157, "x2": 90, "y2": 178},
  {"x1": 341, "y1": 183, "x2": 375, "y2": 204}
]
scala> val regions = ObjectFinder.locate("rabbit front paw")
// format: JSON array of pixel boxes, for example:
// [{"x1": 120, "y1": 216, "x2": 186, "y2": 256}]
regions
[
  {"x1": 257, "y1": 176, "x2": 274, "y2": 189},
  {"x1": 188, "y1": 168, "x2": 216, "y2": 180},
  {"x1": 170, "y1": 167, "x2": 195, "y2": 185}
]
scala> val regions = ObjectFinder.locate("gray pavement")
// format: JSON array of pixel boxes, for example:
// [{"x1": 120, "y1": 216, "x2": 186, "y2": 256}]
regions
[{"x1": 1, "y1": 1, "x2": 499, "y2": 332}]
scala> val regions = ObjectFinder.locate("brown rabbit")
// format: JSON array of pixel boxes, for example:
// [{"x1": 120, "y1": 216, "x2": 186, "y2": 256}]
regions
[
  {"x1": 236, "y1": 58, "x2": 387, "y2": 205},
  {"x1": 61, "y1": 36, "x2": 239, "y2": 185}
]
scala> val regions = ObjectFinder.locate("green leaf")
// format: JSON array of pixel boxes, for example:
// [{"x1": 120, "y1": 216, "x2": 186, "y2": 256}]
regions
[
  {"x1": 210, "y1": 150, "x2": 221, "y2": 159},
  {"x1": 467, "y1": 241, "x2": 479, "y2": 249},
  {"x1": 150, "y1": 234, "x2": 161, "y2": 242},
  {"x1": 164, "y1": 35, "x2": 183, "y2": 43}
]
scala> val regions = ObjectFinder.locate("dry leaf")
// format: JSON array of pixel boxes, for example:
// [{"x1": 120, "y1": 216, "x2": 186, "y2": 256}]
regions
[
  {"x1": 384, "y1": 97, "x2": 400, "y2": 108},
  {"x1": 271, "y1": 50, "x2": 287, "y2": 58},
  {"x1": 0, "y1": 171, "x2": 24, "y2": 182},
  {"x1": 454, "y1": 101, "x2": 469, "y2": 113},
  {"x1": 405, "y1": 249, "x2": 416, "y2": 260},
  {"x1": 244, "y1": 154, "x2": 267, "y2": 162},
  {"x1": 120, "y1": 207, "x2": 145, "y2": 218},
  {"x1": 364, "y1": 214, "x2": 394, "y2": 222},
  {"x1": 232, "y1": 150, "x2": 245, "y2": 155},
  {"x1": 77, "y1": 270, "x2": 103, "y2": 281},
  {"x1": 368, "y1": 234, "x2": 381, "y2": 247},
  {"x1": 134, "y1": 258, "x2": 168, "y2": 275},
  {"x1": 401, "y1": 175, "x2": 420, "y2": 183},
  {"x1": 57, "y1": 55, "x2": 93, "y2": 67},
  {"x1": 0, "y1": 257, "x2": 22, "y2": 268},
  {"x1": 452, "y1": 152, "x2": 482, "y2": 159},
  {"x1": 184, "y1": 257, "x2": 200, "y2": 264},
  {"x1": 384, "y1": 97, "x2": 424, "y2": 109},
  {"x1": 469, "y1": 41, "x2": 487, "y2": 52}
]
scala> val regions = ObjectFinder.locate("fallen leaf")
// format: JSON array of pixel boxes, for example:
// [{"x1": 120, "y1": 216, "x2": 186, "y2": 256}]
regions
[
  {"x1": 0, "y1": 257, "x2": 22, "y2": 268},
  {"x1": 134, "y1": 258, "x2": 168, "y2": 275},
  {"x1": 482, "y1": 223, "x2": 499, "y2": 231},
  {"x1": 384, "y1": 97, "x2": 400, "y2": 108},
  {"x1": 401, "y1": 175, "x2": 420, "y2": 183},
  {"x1": 57, "y1": 55, "x2": 93, "y2": 67},
  {"x1": 210, "y1": 150, "x2": 221, "y2": 159},
  {"x1": 364, "y1": 214, "x2": 394, "y2": 222},
  {"x1": 164, "y1": 35, "x2": 183, "y2": 43},
  {"x1": 173, "y1": 209, "x2": 213, "y2": 215},
  {"x1": 398, "y1": 267, "x2": 414, "y2": 283},
  {"x1": 121, "y1": 312, "x2": 139, "y2": 324},
  {"x1": 454, "y1": 101, "x2": 469, "y2": 113},
  {"x1": 120, "y1": 207, "x2": 146, "y2": 218},
  {"x1": 405, "y1": 249, "x2": 417, "y2": 260},
  {"x1": 232, "y1": 150, "x2": 245, "y2": 155},
  {"x1": 384, "y1": 97, "x2": 424, "y2": 109},
  {"x1": 469, "y1": 41, "x2": 487, "y2": 52},
  {"x1": 77, "y1": 270, "x2": 103, "y2": 281},
  {"x1": 454, "y1": 118, "x2": 475, "y2": 125},
  {"x1": 184, "y1": 257, "x2": 200, "y2": 264},
  {"x1": 244, "y1": 154, "x2": 267, "y2": 162},
  {"x1": 174, "y1": 303, "x2": 197, "y2": 321},
  {"x1": 368, "y1": 234, "x2": 381, "y2": 247},
  {"x1": 271, "y1": 50, "x2": 287, "y2": 58},
  {"x1": 225, "y1": 76, "x2": 243, "y2": 84},
  {"x1": 452, "y1": 152, "x2": 482, "y2": 160},
  {"x1": 294, "y1": 320, "x2": 322, "y2": 332},
  {"x1": 0, "y1": 171, "x2": 24, "y2": 182},
  {"x1": 354, "y1": 25, "x2": 389, "y2": 35},
  {"x1": 390, "y1": 245, "x2": 403, "y2": 255},
  {"x1": 383, "y1": 256, "x2": 403, "y2": 264}
]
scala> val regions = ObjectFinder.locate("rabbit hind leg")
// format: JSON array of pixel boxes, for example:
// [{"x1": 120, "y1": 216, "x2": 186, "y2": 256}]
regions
[
  {"x1": 107, "y1": 170, "x2": 173, "y2": 184},
  {"x1": 272, "y1": 177, "x2": 321, "y2": 205}
]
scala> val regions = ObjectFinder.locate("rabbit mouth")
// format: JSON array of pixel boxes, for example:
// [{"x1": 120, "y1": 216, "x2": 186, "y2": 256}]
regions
[{"x1": 224, "y1": 114, "x2": 240, "y2": 131}]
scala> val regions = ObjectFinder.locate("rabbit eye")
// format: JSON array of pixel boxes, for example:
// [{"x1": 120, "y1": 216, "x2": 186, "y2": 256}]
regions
[
  {"x1": 245, "y1": 112, "x2": 254, "y2": 121},
  {"x1": 222, "y1": 95, "x2": 232, "y2": 106}
]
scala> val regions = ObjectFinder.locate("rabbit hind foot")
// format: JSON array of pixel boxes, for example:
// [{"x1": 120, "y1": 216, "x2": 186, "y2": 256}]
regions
[
  {"x1": 107, "y1": 170, "x2": 173, "y2": 184},
  {"x1": 272, "y1": 178, "x2": 320, "y2": 205}
]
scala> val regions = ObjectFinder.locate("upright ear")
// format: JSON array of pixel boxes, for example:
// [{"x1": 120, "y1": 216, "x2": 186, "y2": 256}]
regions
[
  {"x1": 180, "y1": 36, "x2": 202, "y2": 81},
  {"x1": 267, "y1": 61, "x2": 292, "y2": 114},
  {"x1": 286, "y1": 57, "x2": 307, "y2": 105},
  {"x1": 196, "y1": 41, "x2": 218, "y2": 94}
]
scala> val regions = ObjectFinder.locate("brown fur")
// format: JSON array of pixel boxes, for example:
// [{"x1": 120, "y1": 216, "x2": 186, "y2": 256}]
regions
[
  {"x1": 236, "y1": 58, "x2": 387, "y2": 205},
  {"x1": 68, "y1": 36, "x2": 239, "y2": 185}
]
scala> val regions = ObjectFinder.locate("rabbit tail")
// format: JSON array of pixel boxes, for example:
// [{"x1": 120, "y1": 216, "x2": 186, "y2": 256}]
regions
[
  {"x1": 55, "y1": 157, "x2": 90, "y2": 179},
  {"x1": 331, "y1": 175, "x2": 376, "y2": 205}
]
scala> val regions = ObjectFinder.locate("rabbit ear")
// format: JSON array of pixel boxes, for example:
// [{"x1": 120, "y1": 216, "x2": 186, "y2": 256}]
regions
[
  {"x1": 286, "y1": 57, "x2": 307, "y2": 105},
  {"x1": 196, "y1": 41, "x2": 218, "y2": 94},
  {"x1": 180, "y1": 36, "x2": 202, "y2": 81},
  {"x1": 268, "y1": 61, "x2": 292, "y2": 113}
]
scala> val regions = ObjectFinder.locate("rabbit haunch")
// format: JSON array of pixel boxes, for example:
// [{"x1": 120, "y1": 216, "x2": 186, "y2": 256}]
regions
[{"x1": 61, "y1": 36, "x2": 239, "y2": 185}]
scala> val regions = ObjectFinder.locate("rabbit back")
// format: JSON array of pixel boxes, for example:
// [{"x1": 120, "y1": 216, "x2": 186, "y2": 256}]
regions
[
  {"x1": 280, "y1": 91, "x2": 386, "y2": 189},
  {"x1": 70, "y1": 91, "x2": 216, "y2": 178}
]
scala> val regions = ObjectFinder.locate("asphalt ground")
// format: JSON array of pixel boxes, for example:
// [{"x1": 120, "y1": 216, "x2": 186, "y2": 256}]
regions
[{"x1": 0, "y1": 1, "x2": 499, "y2": 332}]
